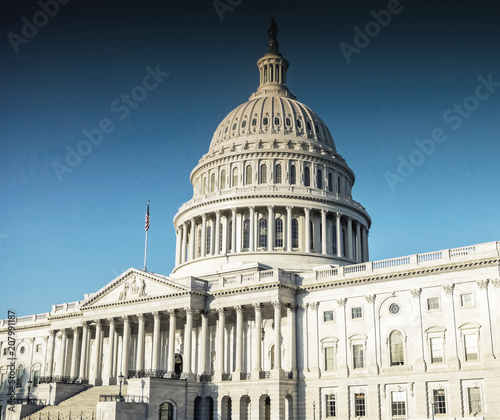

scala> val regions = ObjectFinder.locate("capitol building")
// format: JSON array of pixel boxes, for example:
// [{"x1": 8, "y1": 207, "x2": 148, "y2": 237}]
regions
[{"x1": 1, "y1": 21, "x2": 499, "y2": 420}]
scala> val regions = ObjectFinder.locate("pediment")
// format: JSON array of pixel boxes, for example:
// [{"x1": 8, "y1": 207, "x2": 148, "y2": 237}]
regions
[{"x1": 81, "y1": 268, "x2": 191, "y2": 308}]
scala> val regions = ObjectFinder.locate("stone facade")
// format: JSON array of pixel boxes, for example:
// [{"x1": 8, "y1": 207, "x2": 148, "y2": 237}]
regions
[{"x1": 1, "y1": 22, "x2": 499, "y2": 420}]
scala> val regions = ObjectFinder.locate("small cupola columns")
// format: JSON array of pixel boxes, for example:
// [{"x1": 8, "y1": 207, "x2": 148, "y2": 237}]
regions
[{"x1": 251, "y1": 18, "x2": 296, "y2": 100}]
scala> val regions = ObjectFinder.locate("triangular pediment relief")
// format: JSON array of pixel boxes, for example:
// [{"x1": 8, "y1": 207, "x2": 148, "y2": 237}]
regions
[{"x1": 81, "y1": 268, "x2": 192, "y2": 308}]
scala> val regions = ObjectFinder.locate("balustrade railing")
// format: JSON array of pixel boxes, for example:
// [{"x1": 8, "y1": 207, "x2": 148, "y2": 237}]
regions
[
  {"x1": 127, "y1": 370, "x2": 183, "y2": 380},
  {"x1": 221, "y1": 373, "x2": 232, "y2": 381}
]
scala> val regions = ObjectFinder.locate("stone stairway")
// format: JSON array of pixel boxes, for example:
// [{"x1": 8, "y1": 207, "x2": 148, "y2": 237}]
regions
[{"x1": 22, "y1": 385, "x2": 127, "y2": 420}]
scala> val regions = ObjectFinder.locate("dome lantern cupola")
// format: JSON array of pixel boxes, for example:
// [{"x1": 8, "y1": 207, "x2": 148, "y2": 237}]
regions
[{"x1": 251, "y1": 18, "x2": 296, "y2": 100}]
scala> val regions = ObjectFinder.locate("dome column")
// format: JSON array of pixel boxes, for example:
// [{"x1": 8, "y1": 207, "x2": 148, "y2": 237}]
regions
[
  {"x1": 286, "y1": 206, "x2": 293, "y2": 251},
  {"x1": 215, "y1": 211, "x2": 221, "y2": 255},
  {"x1": 231, "y1": 208, "x2": 237, "y2": 253},
  {"x1": 268, "y1": 206, "x2": 275, "y2": 251},
  {"x1": 304, "y1": 207, "x2": 311, "y2": 253},
  {"x1": 249, "y1": 206, "x2": 255, "y2": 251},
  {"x1": 321, "y1": 210, "x2": 327, "y2": 255},
  {"x1": 336, "y1": 213, "x2": 342, "y2": 258}
]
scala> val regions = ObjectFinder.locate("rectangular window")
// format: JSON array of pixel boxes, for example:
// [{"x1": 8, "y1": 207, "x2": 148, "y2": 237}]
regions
[
  {"x1": 326, "y1": 393, "x2": 336, "y2": 417},
  {"x1": 323, "y1": 310, "x2": 334, "y2": 322},
  {"x1": 36, "y1": 344, "x2": 42, "y2": 353},
  {"x1": 464, "y1": 334, "x2": 478, "y2": 361},
  {"x1": 430, "y1": 337, "x2": 444, "y2": 363},
  {"x1": 391, "y1": 391, "x2": 406, "y2": 417},
  {"x1": 427, "y1": 297, "x2": 440, "y2": 311},
  {"x1": 2, "y1": 348, "x2": 8, "y2": 356},
  {"x1": 468, "y1": 387, "x2": 482, "y2": 414},
  {"x1": 325, "y1": 347, "x2": 335, "y2": 371},
  {"x1": 433, "y1": 389, "x2": 446, "y2": 414},
  {"x1": 353, "y1": 344, "x2": 365, "y2": 369},
  {"x1": 354, "y1": 393, "x2": 366, "y2": 417},
  {"x1": 33, "y1": 370, "x2": 40, "y2": 388},
  {"x1": 351, "y1": 307, "x2": 363, "y2": 319},
  {"x1": 460, "y1": 293, "x2": 474, "y2": 307}
]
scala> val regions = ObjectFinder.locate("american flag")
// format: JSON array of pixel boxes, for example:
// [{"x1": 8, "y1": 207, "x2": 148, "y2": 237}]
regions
[{"x1": 145, "y1": 201, "x2": 150, "y2": 231}]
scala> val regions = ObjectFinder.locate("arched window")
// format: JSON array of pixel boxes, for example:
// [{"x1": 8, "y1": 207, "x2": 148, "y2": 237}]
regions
[
  {"x1": 220, "y1": 170, "x2": 226, "y2": 189},
  {"x1": 16, "y1": 365, "x2": 24, "y2": 388},
  {"x1": 310, "y1": 221, "x2": 314, "y2": 251},
  {"x1": 228, "y1": 221, "x2": 232, "y2": 251},
  {"x1": 275, "y1": 218, "x2": 283, "y2": 248},
  {"x1": 243, "y1": 218, "x2": 250, "y2": 249},
  {"x1": 219, "y1": 223, "x2": 223, "y2": 253},
  {"x1": 246, "y1": 165, "x2": 252, "y2": 185},
  {"x1": 210, "y1": 173, "x2": 215, "y2": 192},
  {"x1": 232, "y1": 167, "x2": 239, "y2": 187},
  {"x1": 270, "y1": 345, "x2": 275, "y2": 370},
  {"x1": 304, "y1": 167, "x2": 310, "y2": 187},
  {"x1": 159, "y1": 402, "x2": 174, "y2": 420},
  {"x1": 390, "y1": 331, "x2": 404, "y2": 366},
  {"x1": 275, "y1": 164, "x2": 282, "y2": 183},
  {"x1": 290, "y1": 165, "x2": 297, "y2": 185},
  {"x1": 175, "y1": 353, "x2": 183, "y2": 375},
  {"x1": 260, "y1": 164, "x2": 267, "y2": 184},
  {"x1": 332, "y1": 225, "x2": 337, "y2": 255},
  {"x1": 317, "y1": 169, "x2": 323, "y2": 189},
  {"x1": 341, "y1": 228, "x2": 346, "y2": 256},
  {"x1": 292, "y1": 219, "x2": 299, "y2": 248},
  {"x1": 259, "y1": 218, "x2": 267, "y2": 248},
  {"x1": 206, "y1": 226, "x2": 211, "y2": 255},
  {"x1": 337, "y1": 176, "x2": 341, "y2": 194},
  {"x1": 328, "y1": 172, "x2": 333, "y2": 192},
  {"x1": 197, "y1": 228, "x2": 202, "y2": 258}
]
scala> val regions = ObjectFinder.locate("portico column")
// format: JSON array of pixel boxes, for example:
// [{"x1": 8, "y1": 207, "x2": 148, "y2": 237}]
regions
[
  {"x1": 78, "y1": 323, "x2": 88, "y2": 381},
  {"x1": 57, "y1": 330, "x2": 67, "y2": 377},
  {"x1": 183, "y1": 308, "x2": 193, "y2": 374},
  {"x1": 136, "y1": 314, "x2": 145, "y2": 372},
  {"x1": 321, "y1": 209, "x2": 327, "y2": 254},
  {"x1": 47, "y1": 330, "x2": 55, "y2": 378},
  {"x1": 268, "y1": 205, "x2": 274, "y2": 251},
  {"x1": 215, "y1": 211, "x2": 221, "y2": 255},
  {"x1": 175, "y1": 228, "x2": 181, "y2": 266},
  {"x1": 104, "y1": 318, "x2": 115, "y2": 384},
  {"x1": 347, "y1": 217, "x2": 353, "y2": 259},
  {"x1": 181, "y1": 222, "x2": 188, "y2": 263},
  {"x1": 190, "y1": 218, "x2": 196, "y2": 260},
  {"x1": 167, "y1": 310, "x2": 177, "y2": 374},
  {"x1": 273, "y1": 301, "x2": 282, "y2": 371},
  {"x1": 286, "y1": 206, "x2": 293, "y2": 251},
  {"x1": 252, "y1": 303, "x2": 262, "y2": 377},
  {"x1": 234, "y1": 305, "x2": 243, "y2": 375},
  {"x1": 287, "y1": 305, "x2": 297, "y2": 375},
  {"x1": 216, "y1": 308, "x2": 226, "y2": 374},
  {"x1": 305, "y1": 207, "x2": 311, "y2": 253},
  {"x1": 249, "y1": 206, "x2": 255, "y2": 251},
  {"x1": 355, "y1": 221, "x2": 361, "y2": 261},
  {"x1": 121, "y1": 316, "x2": 130, "y2": 378},
  {"x1": 201, "y1": 214, "x2": 207, "y2": 257},
  {"x1": 93, "y1": 320, "x2": 102, "y2": 383},
  {"x1": 200, "y1": 311, "x2": 208, "y2": 374},
  {"x1": 336, "y1": 213, "x2": 342, "y2": 257},
  {"x1": 70, "y1": 327, "x2": 80, "y2": 380},
  {"x1": 152, "y1": 312, "x2": 161, "y2": 371},
  {"x1": 231, "y1": 208, "x2": 237, "y2": 253}
]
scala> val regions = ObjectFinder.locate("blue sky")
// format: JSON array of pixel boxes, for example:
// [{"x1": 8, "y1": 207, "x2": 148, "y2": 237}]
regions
[{"x1": 1, "y1": 0, "x2": 499, "y2": 316}]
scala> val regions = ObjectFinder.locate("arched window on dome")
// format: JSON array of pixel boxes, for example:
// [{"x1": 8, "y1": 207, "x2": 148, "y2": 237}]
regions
[
  {"x1": 210, "y1": 173, "x2": 215, "y2": 192},
  {"x1": 275, "y1": 164, "x2": 282, "y2": 184},
  {"x1": 328, "y1": 172, "x2": 333, "y2": 192},
  {"x1": 390, "y1": 330, "x2": 404, "y2": 366},
  {"x1": 337, "y1": 176, "x2": 341, "y2": 195},
  {"x1": 332, "y1": 225, "x2": 337, "y2": 255},
  {"x1": 246, "y1": 165, "x2": 252, "y2": 185},
  {"x1": 232, "y1": 167, "x2": 239, "y2": 187},
  {"x1": 260, "y1": 164, "x2": 267, "y2": 184},
  {"x1": 341, "y1": 228, "x2": 346, "y2": 257},
  {"x1": 317, "y1": 169, "x2": 323, "y2": 189},
  {"x1": 243, "y1": 218, "x2": 250, "y2": 250},
  {"x1": 220, "y1": 170, "x2": 226, "y2": 190},
  {"x1": 309, "y1": 221, "x2": 314, "y2": 252},
  {"x1": 228, "y1": 221, "x2": 232, "y2": 251},
  {"x1": 198, "y1": 228, "x2": 202, "y2": 258},
  {"x1": 206, "y1": 226, "x2": 212, "y2": 256},
  {"x1": 259, "y1": 218, "x2": 267, "y2": 248},
  {"x1": 292, "y1": 218, "x2": 299, "y2": 248},
  {"x1": 275, "y1": 218, "x2": 283, "y2": 248},
  {"x1": 290, "y1": 165, "x2": 297, "y2": 185},
  {"x1": 304, "y1": 167, "x2": 311, "y2": 187},
  {"x1": 219, "y1": 223, "x2": 223, "y2": 253}
]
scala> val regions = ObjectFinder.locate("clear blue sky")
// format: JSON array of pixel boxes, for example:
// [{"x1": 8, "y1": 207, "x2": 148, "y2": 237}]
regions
[{"x1": 1, "y1": 0, "x2": 499, "y2": 316}]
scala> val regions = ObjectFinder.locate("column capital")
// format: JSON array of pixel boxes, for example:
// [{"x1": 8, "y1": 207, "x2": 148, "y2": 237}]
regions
[
  {"x1": 58, "y1": 329, "x2": 67, "y2": 337},
  {"x1": 217, "y1": 307, "x2": 226, "y2": 316},
  {"x1": 94, "y1": 319, "x2": 102, "y2": 326},
  {"x1": 272, "y1": 300, "x2": 282, "y2": 309},
  {"x1": 299, "y1": 303, "x2": 308, "y2": 311},
  {"x1": 252, "y1": 303, "x2": 263, "y2": 311},
  {"x1": 201, "y1": 213, "x2": 207, "y2": 221},
  {"x1": 309, "y1": 302, "x2": 319, "y2": 310},
  {"x1": 152, "y1": 311, "x2": 161, "y2": 319},
  {"x1": 215, "y1": 209, "x2": 221, "y2": 216},
  {"x1": 122, "y1": 315, "x2": 129, "y2": 323},
  {"x1": 199, "y1": 309, "x2": 209, "y2": 318},
  {"x1": 107, "y1": 317, "x2": 115, "y2": 324},
  {"x1": 335, "y1": 212, "x2": 341, "y2": 218},
  {"x1": 365, "y1": 294, "x2": 376, "y2": 303},
  {"x1": 304, "y1": 207, "x2": 312, "y2": 213},
  {"x1": 477, "y1": 279, "x2": 489, "y2": 289},
  {"x1": 249, "y1": 206, "x2": 255, "y2": 212},
  {"x1": 136, "y1": 313, "x2": 145, "y2": 321},
  {"x1": 321, "y1": 209, "x2": 327, "y2": 215},
  {"x1": 410, "y1": 288, "x2": 422, "y2": 298},
  {"x1": 286, "y1": 205, "x2": 293, "y2": 212},
  {"x1": 231, "y1": 207, "x2": 237, "y2": 214},
  {"x1": 72, "y1": 326, "x2": 79, "y2": 333},
  {"x1": 81, "y1": 321, "x2": 88, "y2": 329},
  {"x1": 234, "y1": 305, "x2": 244, "y2": 313},
  {"x1": 336, "y1": 298, "x2": 347, "y2": 307},
  {"x1": 184, "y1": 308, "x2": 194, "y2": 315},
  {"x1": 168, "y1": 309, "x2": 178, "y2": 317},
  {"x1": 443, "y1": 284, "x2": 454, "y2": 294},
  {"x1": 267, "y1": 205, "x2": 274, "y2": 211}
]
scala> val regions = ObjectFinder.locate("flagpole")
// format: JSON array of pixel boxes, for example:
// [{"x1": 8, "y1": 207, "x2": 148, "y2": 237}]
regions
[{"x1": 144, "y1": 200, "x2": 150, "y2": 271}]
